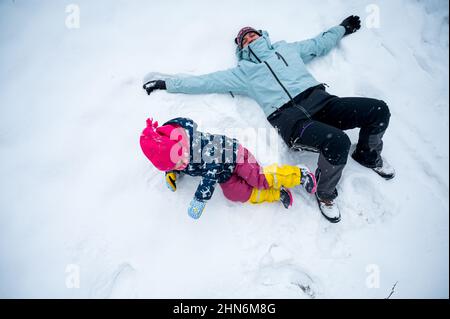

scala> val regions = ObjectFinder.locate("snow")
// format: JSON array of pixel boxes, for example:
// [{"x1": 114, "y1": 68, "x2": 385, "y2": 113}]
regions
[{"x1": 0, "y1": 0, "x2": 448, "y2": 298}]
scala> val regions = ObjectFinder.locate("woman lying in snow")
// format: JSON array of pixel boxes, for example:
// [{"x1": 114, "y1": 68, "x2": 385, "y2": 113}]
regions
[{"x1": 140, "y1": 117, "x2": 317, "y2": 219}]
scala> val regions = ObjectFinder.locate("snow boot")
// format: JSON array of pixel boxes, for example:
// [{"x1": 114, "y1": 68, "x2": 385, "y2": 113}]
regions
[
  {"x1": 372, "y1": 159, "x2": 395, "y2": 180},
  {"x1": 248, "y1": 187, "x2": 293, "y2": 209},
  {"x1": 279, "y1": 187, "x2": 293, "y2": 209},
  {"x1": 315, "y1": 193, "x2": 341, "y2": 223},
  {"x1": 299, "y1": 166, "x2": 317, "y2": 194},
  {"x1": 351, "y1": 151, "x2": 395, "y2": 180}
]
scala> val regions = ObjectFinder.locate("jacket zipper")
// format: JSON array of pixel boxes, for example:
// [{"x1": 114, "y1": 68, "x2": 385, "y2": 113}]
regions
[
  {"x1": 248, "y1": 47, "x2": 312, "y2": 120},
  {"x1": 275, "y1": 51, "x2": 289, "y2": 66}
]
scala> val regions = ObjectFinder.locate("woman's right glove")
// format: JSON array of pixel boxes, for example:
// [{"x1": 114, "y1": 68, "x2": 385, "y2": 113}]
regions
[
  {"x1": 188, "y1": 198, "x2": 206, "y2": 220},
  {"x1": 143, "y1": 80, "x2": 166, "y2": 95},
  {"x1": 340, "y1": 15, "x2": 361, "y2": 36}
]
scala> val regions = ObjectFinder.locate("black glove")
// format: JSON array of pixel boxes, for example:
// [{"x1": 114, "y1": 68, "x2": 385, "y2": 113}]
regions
[
  {"x1": 143, "y1": 80, "x2": 166, "y2": 95},
  {"x1": 340, "y1": 15, "x2": 361, "y2": 36}
]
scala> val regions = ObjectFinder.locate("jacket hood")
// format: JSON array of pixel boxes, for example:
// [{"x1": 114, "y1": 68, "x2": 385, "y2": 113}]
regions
[
  {"x1": 235, "y1": 30, "x2": 274, "y2": 63},
  {"x1": 163, "y1": 117, "x2": 197, "y2": 134}
]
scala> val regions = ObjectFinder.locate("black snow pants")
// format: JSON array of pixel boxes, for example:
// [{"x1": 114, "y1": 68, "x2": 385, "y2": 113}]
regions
[{"x1": 268, "y1": 85, "x2": 391, "y2": 201}]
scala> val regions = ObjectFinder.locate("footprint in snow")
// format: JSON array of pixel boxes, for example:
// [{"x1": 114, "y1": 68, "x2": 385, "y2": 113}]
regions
[
  {"x1": 342, "y1": 175, "x2": 395, "y2": 224},
  {"x1": 90, "y1": 263, "x2": 138, "y2": 299},
  {"x1": 256, "y1": 244, "x2": 322, "y2": 299}
]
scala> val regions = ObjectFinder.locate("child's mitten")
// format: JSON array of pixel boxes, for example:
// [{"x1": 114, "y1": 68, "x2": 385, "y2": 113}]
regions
[
  {"x1": 188, "y1": 198, "x2": 206, "y2": 219},
  {"x1": 165, "y1": 172, "x2": 177, "y2": 192}
]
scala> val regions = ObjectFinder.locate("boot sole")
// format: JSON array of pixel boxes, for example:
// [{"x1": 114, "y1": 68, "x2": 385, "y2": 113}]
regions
[{"x1": 372, "y1": 170, "x2": 396, "y2": 180}]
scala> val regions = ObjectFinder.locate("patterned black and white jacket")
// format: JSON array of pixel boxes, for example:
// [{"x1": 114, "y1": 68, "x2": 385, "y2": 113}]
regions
[{"x1": 163, "y1": 117, "x2": 240, "y2": 202}]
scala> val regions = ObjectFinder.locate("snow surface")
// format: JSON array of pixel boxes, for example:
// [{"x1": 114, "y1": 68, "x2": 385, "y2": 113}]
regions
[{"x1": 0, "y1": 0, "x2": 448, "y2": 298}]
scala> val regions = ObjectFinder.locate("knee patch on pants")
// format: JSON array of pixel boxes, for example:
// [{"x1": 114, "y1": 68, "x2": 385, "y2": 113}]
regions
[
  {"x1": 322, "y1": 132, "x2": 351, "y2": 166},
  {"x1": 372, "y1": 100, "x2": 391, "y2": 134}
]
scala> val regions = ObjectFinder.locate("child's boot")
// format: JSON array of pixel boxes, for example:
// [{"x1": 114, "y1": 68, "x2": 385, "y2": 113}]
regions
[
  {"x1": 263, "y1": 164, "x2": 317, "y2": 194},
  {"x1": 299, "y1": 166, "x2": 317, "y2": 194},
  {"x1": 279, "y1": 187, "x2": 293, "y2": 209},
  {"x1": 248, "y1": 187, "x2": 293, "y2": 209}
]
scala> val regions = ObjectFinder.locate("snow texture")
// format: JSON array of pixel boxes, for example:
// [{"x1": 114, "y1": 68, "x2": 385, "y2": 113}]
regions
[{"x1": 0, "y1": 0, "x2": 448, "y2": 298}]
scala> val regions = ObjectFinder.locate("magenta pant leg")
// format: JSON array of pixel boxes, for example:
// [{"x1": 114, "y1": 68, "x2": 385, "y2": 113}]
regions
[
  {"x1": 219, "y1": 145, "x2": 269, "y2": 203},
  {"x1": 234, "y1": 145, "x2": 269, "y2": 189},
  {"x1": 220, "y1": 175, "x2": 253, "y2": 203}
]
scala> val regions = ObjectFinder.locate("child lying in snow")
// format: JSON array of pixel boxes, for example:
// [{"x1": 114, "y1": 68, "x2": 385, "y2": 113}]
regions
[{"x1": 140, "y1": 117, "x2": 317, "y2": 219}]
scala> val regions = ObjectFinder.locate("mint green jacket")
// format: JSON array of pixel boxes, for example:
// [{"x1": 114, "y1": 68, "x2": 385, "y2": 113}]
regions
[{"x1": 166, "y1": 26, "x2": 346, "y2": 117}]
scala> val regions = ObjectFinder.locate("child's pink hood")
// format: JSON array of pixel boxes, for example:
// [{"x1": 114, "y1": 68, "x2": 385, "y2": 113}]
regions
[{"x1": 140, "y1": 118, "x2": 188, "y2": 171}]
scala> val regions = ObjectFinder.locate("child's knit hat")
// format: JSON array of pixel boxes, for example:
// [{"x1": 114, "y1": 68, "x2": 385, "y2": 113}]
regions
[{"x1": 140, "y1": 118, "x2": 185, "y2": 171}]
